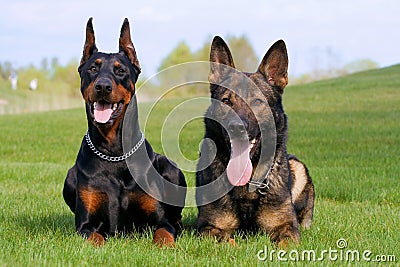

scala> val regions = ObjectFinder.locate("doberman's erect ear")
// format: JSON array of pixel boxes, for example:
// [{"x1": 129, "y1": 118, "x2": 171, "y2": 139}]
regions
[
  {"x1": 80, "y1": 18, "x2": 98, "y2": 68},
  {"x1": 209, "y1": 36, "x2": 236, "y2": 84},
  {"x1": 257, "y1": 40, "x2": 288, "y2": 93},
  {"x1": 119, "y1": 18, "x2": 141, "y2": 73}
]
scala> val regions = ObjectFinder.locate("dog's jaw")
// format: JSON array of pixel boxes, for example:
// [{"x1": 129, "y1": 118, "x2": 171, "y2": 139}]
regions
[
  {"x1": 249, "y1": 134, "x2": 261, "y2": 157},
  {"x1": 85, "y1": 95, "x2": 131, "y2": 144},
  {"x1": 89, "y1": 100, "x2": 125, "y2": 127},
  {"x1": 225, "y1": 132, "x2": 262, "y2": 187}
]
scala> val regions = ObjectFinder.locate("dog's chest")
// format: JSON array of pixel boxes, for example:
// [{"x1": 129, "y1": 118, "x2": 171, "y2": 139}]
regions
[
  {"x1": 119, "y1": 190, "x2": 131, "y2": 210},
  {"x1": 231, "y1": 186, "x2": 260, "y2": 222},
  {"x1": 231, "y1": 186, "x2": 259, "y2": 200}
]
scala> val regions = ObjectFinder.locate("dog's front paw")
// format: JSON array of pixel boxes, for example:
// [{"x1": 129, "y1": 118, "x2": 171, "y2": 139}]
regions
[
  {"x1": 88, "y1": 232, "x2": 106, "y2": 247},
  {"x1": 153, "y1": 228, "x2": 175, "y2": 247},
  {"x1": 273, "y1": 229, "x2": 300, "y2": 249}
]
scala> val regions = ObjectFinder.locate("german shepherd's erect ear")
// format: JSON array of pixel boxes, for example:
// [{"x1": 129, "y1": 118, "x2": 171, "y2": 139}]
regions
[
  {"x1": 119, "y1": 18, "x2": 141, "y2": 75},
  {"x1": 208, "y1": 36, "x2": 236, "y2": 84},
  {"x1": 257, "y1": 40, "x2": 288, "y2": 93},
  {"x1": 79, "y1": 18, "x2": 98, "y2": 69}
]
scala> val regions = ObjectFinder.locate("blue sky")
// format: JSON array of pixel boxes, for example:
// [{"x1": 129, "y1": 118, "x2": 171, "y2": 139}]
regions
[{"x1": 1, "y1": 0, "x2": 399, "y2": 76}]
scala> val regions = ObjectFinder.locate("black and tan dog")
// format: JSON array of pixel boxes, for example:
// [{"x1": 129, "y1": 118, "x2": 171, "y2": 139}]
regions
[
  {"x1": 196, "y1": 36, "x2": 314, "y2": 246},
  {"x1": 63, "y1": 18, "x2": 186, "y2": 246}
]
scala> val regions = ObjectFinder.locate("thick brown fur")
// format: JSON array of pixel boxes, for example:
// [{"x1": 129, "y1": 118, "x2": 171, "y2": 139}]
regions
[{"x1": 196, "y1": 36, "x2": 314, "y2": 246}]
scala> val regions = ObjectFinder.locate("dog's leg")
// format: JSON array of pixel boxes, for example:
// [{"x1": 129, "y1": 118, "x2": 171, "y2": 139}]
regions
[
  {"x1": 152, "y1": 202, "x2": 184, "y2": 247},
  {"x1": 64, "y1": 166, "x2": 109, "y2": 247},
  {"x1": 288, "y1": 155, "x2": 315, "y2": 229},
  {"x1": 197, "y1": 200, "x2": 239, "y2": 244},
  {"x1": 149, "y1": 157, "x2": 186, "y2": 247},
  {"x1": 256, "y1": 198, "x2": 300, "y2": 247},
  {"x1": 153, "y1": 221, "x2": 177, "y2": 247},
  {"x1": 151, "y1": 204, "x2": 181, "y2": 247},
  {"x1": 197, "y1": 224, "x2": 237, "y2": 245},
  {"x1": 75, "y1": 187, "x2": 109, "y2": 246},
  {"x1": 75, "y1": 208, "x2": 106, "y2": 247},
  {"x1": 75, "y1": 215, "x2": 107, "y2": 247},
  {"x1": 63, "y1": 166, "x2": 77, "y2": 213},
  {"x1": 295, "y1": 185, "x2": 315, "y2": 229}
]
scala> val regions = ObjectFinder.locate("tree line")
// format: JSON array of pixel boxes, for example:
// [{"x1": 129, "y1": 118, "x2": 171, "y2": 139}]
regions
[{"x1": 0, "y1": 35, "x2": 378, "y2": 98}]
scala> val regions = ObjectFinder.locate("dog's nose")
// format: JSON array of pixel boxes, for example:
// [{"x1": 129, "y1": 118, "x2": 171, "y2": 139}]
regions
[
  {"x1": 94, "y1": 78, "x2": 113, "y2": 95},
  {"x1": 228, "y1": 121, "x2": 246, "y2": 136}
]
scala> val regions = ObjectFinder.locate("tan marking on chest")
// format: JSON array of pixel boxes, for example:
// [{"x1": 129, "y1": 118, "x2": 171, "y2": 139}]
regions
[{"x1": 79, "y1": 187, "x2": 108, "y2": 214}]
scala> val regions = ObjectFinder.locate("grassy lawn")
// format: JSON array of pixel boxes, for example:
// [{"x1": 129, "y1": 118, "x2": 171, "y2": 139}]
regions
[{"x1": 0, "y1": 65, "x2": 399, "y2": 266}]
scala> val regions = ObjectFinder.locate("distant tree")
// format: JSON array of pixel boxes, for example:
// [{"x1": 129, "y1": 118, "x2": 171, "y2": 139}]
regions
[
  {"x1": 158, "y1": 41, "x2": 194, "y2": 72},
  {"x1": 40, "y1": 58, "x2": 49, "y2": 72},
  {"x1": 16, "y1": 64, "x2": 44, "y2": 90},
  {"x1": 193, "y1": 40, "x2": 212, "y2": 86},
  {"x1": 226, "y1": 35, "x2": 258, "y2": 71},
  {"x1": 155, "y1": 36, "x2": 259, "y2": 97},
  {"x1": 51, "y1": 57, "x2": 60, "y2": 75},
  {"x1": 343, "y1": 59, "x2": 379, "y2": 74},
  {"x1": 52, "y1": 59, "x2": 80, "y2": 97},
  {"x1": 0, "y1": 64, "x2": 5, "y2": 80},
  {"x1": 156, "y1": 41, "x2": 197, "y2": 96},
  {"x1": 194, "y1": 41, "x2": 210, "y2": 62},
  {"x1": 0, "y1": 61, "x2": 13, "y2": 80}
]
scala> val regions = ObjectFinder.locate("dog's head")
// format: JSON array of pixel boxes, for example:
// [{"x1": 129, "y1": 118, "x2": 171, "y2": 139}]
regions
[
  {"x1": 78, "y1": 18, "x2": 141, "y2": 136},
  {"x1": 207, "y1": 36, "x2": 288, "y2": 186}
]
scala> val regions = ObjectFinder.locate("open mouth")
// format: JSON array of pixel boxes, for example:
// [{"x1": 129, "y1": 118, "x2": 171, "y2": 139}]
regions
[
  {"x1": 226, "y1": 134, "x2": 261, "y2": 187},
  {"x1": 249, "y1": 135, "x2": 261, "y2": 156},
  {"x1": 90, "y1": 100, "x2": 124, "y2": 124}
]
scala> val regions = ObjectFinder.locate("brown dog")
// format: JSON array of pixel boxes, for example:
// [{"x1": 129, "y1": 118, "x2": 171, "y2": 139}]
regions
[{"x1": 196, "y1": 36, "x2": 314, "y2": 246}]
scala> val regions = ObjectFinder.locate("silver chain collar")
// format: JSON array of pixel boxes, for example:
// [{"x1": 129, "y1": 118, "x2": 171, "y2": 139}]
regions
[
  {"x1": 85, "y1": 131, "x2": 145, "y2": 162},
  {"x1": 248, "y1": 168, "x2": 271, "y2": 195}
]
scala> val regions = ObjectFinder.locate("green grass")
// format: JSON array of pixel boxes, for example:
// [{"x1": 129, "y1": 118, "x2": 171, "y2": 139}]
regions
[{"x1": 0, "y1": 65, "x2": 399, "y2": 266}]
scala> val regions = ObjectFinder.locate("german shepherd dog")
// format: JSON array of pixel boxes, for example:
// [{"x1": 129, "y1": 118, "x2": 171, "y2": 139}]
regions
[
  {"x1": 196, "y1": 36, "x2": 314, "y2": 246},
  {"x1": 63, "y1": 18, "x2": 186, "y2": 246}
]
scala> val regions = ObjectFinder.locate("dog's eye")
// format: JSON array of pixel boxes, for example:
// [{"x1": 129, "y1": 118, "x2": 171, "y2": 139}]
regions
[
  {"x1": 221, "y1": 98, "x2": 231, "y2": 105},
  {"x1": 115, "y1": 68, "x2": 126, "y2": 76},
  {"x1": 252, "y1": 98, "x2": 264, "y2": 106},
  {"x1": 89, "y1": 66, "x2": 98, "y2": 73}
]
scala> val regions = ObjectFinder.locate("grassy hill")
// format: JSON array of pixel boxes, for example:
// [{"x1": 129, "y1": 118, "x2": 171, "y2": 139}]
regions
[{"x1": 0, "y1": 65, "x2": 399, "y2": 266}]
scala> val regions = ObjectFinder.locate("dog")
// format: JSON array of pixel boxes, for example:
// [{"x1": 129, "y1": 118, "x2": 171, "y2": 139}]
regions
[
  {"x1": 62, "y1": 18, "x2": 186, "y2": 247},
  {"x1": 196, "y1": 36, "x2": 314, "y2": 247}
]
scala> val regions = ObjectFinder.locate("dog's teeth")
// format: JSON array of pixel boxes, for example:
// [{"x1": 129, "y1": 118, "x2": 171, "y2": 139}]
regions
[
  {"x1": 250, "y1": 144, "x2": 254, "y2": 149},
  {"x1": 93, "y1": 102, "x2": 97, "y2": 109},
  {"x1": 112, "y1": 103, "x2": 118, "y2": 111},
  {"x1": 251, "y1": 139, "x2": 256, "y2": 144}
]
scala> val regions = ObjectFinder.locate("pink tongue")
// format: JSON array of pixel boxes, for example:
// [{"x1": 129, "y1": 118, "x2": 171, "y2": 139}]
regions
[
  {"x1": 226, "y1": 139, "x2": 253, "y2": 186},
  {"x1": 94, "y1": 102, "x2": 113, "y2": 123}
]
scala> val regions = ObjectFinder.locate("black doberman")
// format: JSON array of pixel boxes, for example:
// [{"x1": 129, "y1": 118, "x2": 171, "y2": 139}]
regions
[{"x1": 62, "y1": 18, "x2": 186, "y2": 246}]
